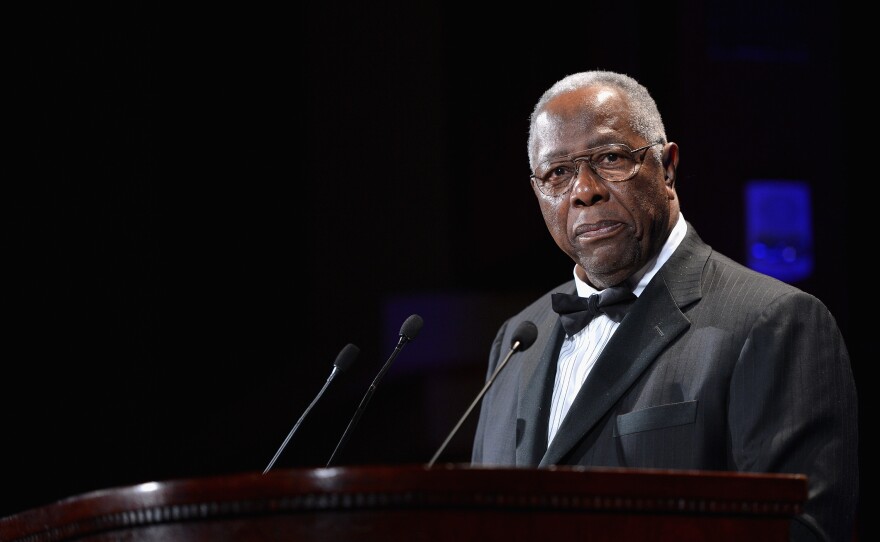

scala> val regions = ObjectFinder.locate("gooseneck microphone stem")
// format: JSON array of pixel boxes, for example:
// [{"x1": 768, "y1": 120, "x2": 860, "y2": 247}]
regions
[
  {"x1": 426, "y1": 344, "x2": 516, "y2": 467},
  {"x1": 263, "y1": 372, "x2": 334, "y2": 474},
  {"x1": 326, "y1": 337, "x2": 405, "y2": 467},
  {"x1": 262, "y1": 343, "x2": 359, "y2": 475},
  {"x1": 326, "y1": 314, "x2": 423, "y2": 468},
  {"x1": 427, "y1": 321, "x2": 538, "y2": 467}
]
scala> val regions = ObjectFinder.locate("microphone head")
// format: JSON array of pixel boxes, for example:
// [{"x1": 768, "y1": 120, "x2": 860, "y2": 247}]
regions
[
  {"x1": 399, "y1": 314, "x2": 424, "y2": 341},
  {"x1": 511, "y1": 321, "x2": 538, "y2": 350},
  {"x1": 333, "y1": 343, "x2": 360, "y2": 372}
]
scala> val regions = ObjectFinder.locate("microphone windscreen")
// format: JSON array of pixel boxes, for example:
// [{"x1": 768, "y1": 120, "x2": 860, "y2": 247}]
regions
[
  {"x1": 511, "y1": 321, "x2": 538, "y2": 350},
  {"x1": 333, "y1": 343, "x2": 360, "y2": 372},
  {"x1": 399, "y1": 314, "x2": 424, "y2": 341}
]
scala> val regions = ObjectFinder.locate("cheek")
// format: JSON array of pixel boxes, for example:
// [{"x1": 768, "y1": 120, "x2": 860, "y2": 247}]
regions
[
  {"x1": 538, "y1": 198, "x2": 570, "y2": 243},
  {"x1": 626, "y1": 182, "x2": 666, "y2": 217}
]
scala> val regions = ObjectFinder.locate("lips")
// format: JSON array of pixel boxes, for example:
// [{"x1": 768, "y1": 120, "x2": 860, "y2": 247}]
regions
[{"x1": 574, "y1": 220, "x2": 624, "y2": 237}]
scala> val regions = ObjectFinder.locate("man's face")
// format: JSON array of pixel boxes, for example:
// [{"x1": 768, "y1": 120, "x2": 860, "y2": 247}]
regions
[{"x1": 530, "y1": 85, "x2": 678, "y2": 289}]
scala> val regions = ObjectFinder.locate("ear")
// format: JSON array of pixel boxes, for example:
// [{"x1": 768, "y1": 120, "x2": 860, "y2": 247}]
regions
[{"x1": 662, "y1": 142, "x2": 679, "y2": 187}]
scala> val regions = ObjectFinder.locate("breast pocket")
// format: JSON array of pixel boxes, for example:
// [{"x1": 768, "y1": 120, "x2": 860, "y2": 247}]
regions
[{"x1": 613, "y1": 400, "x2": 698, "y2": 437}]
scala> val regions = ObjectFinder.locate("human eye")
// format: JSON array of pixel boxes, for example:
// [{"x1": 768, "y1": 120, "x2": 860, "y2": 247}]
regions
[
  {"x1": 540, "y1": 162, "x2": 576, "y2": 186},
  {"x1": 593, "y1": 146, "x2": 634, "y2": 171}
]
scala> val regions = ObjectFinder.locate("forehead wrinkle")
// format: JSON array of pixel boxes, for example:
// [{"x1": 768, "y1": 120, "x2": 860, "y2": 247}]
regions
[
  {"x1": 531, "y1": 86, "x2": 638, "y2": 173},
  {"x1": 533, "y1": 99, "x2": 630, "y2": 165}
]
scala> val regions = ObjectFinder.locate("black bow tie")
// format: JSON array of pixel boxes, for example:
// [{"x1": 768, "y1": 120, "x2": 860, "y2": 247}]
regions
[{"x1": 551, "y1": 286, "x2": 637, "y2": 336}]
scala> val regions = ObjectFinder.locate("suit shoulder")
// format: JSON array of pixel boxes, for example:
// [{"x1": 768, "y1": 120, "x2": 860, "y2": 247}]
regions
[
  {"x1": 681, "y1": 224, "x2": 821, "y2": 304},
  {"x1": 704, "y1": 250, "x2": 833, "y2": 311},
  {"x1": 708, "y1": 251, "x2": 798, "y2": 290}
]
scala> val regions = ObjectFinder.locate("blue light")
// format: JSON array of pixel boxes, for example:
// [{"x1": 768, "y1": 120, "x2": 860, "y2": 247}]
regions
[{"x1": 745, "y1": 179, "x2": 813, "y2": 282}]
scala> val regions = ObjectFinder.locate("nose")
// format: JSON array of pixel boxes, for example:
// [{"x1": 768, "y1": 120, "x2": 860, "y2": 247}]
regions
[{"x1": 569, "y1": 161, "x2": 610, "y2": 205}]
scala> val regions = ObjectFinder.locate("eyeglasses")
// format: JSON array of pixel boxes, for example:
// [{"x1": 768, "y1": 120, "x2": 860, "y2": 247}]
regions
[{"x1": 530, "y1": 142, "x2": 663, "y2": 197}]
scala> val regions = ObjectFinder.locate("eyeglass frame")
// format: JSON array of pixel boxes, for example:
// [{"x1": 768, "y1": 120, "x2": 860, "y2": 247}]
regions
[{"x1": 530, "y1": 141, "x2": 664, "y2": 196}]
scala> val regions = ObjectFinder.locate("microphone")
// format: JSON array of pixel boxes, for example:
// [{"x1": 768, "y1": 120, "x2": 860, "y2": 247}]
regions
[
  {"x1": 426, "y1": 320, "x2": 538, "y2": 467},
  {"x1": 326, "y1": 314, "x2": 424, "y2": 467},
  {"x1": 262, "y1": 343, "x2": 360, "y2": 474}
]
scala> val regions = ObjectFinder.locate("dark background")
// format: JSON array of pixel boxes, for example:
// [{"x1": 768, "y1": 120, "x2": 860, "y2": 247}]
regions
[{"x1": 6, "y1": 2, "x2": 867, "y2": 538}]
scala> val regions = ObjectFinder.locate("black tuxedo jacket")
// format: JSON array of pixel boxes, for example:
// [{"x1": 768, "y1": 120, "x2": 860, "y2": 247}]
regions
[{"x1": 471, "y1": 224, "x2": 858, "y2": 542}]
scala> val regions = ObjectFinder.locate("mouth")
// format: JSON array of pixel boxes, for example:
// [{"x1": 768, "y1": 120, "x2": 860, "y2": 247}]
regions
[{"x1": 573, "y1": 220, "x2": 625, "y2": 239}]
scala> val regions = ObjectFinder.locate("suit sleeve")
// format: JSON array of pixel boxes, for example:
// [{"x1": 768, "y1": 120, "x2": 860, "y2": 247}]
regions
[{"x1": 729, "y1": 291, "x2": 858, "y2": 542}]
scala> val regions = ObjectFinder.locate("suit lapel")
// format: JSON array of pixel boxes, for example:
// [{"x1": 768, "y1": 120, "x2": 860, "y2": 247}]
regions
[
  {"x1": 538, "y1": 225, "x2": 709, "y2": 466},
  {"x1": 516, "y1": 294, "x2": 568, "y2": 466}
]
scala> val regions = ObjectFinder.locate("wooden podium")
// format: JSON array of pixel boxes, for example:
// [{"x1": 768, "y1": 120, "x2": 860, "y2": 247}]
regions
[{"x1": 0, "y1": 464, "x2": 806, "y2": 542}]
